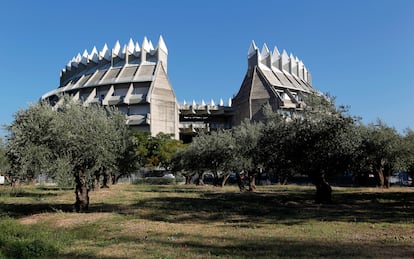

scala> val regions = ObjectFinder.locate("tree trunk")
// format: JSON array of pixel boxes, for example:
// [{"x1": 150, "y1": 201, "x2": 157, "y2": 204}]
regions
[
  {"x1": 102, "y1": 172, "x2": 111, "y2": 188},
  {"x1": 195, "y1": 172, "x2": 204, "y2": 185},
  {"x1": 313, "y1": 174, "x2": 332, "y2": 204},
  {"x1": 75, "y1": 170, "x2": 89, "y2": 212},
  {"x1": 248, "y1": 171, "x2": 256, "y2": 192},
  {"x1": 185, "y1": 175, "x2": 192, "y2": 184},
  {"x1": 221, "y1": 173, "x2": 230, "y2": 187},
  {"x1": 236, "y1": 172, "x2": 246, "y2": 192},
  {"x1": 376, "y1": 167, "x2": 385, "y2": 188}
]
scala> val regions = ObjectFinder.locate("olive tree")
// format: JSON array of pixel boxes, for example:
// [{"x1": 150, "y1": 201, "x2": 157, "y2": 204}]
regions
[
  {"x1": 353, "y1": 121, "x2": 405, "y2": 188},
  {"x1": 178, "y1": 131, "x2": 236, "y2": 186},
  {"x1": 258, "y1": 94, "x2": 358, "y2": 203},
  {"x1": 231, "y1": 120, "x2": 263, "y2": 191},
  {"x1": 7, "y1": 98, "x2": 132, "y2": 212}
]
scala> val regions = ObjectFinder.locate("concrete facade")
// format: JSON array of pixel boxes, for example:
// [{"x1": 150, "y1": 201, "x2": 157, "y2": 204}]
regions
[
  {"x1": 232, "y1": 41, "x2": 314, "y2": 125},
  {"x1": 43, "y1": 36, "x2": 179, "y2": 139},
  {"x1": 42, "y1": 38, "x2": 316, "y2": 141}
]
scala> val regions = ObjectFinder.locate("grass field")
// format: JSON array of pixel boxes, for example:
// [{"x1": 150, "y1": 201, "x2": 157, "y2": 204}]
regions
[{"x1": 0, "y1": 183, "x2": 413, "y2": 258}]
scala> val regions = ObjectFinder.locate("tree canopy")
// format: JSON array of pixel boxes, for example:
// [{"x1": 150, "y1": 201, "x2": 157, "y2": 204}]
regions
[{"x1": 6, "y1": 98, "x2": 134, "y2": 211}]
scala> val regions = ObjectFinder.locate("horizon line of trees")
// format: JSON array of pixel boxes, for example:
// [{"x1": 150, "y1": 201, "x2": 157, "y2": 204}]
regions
[
  {"x1": 171, "y1": 94, "x2": 414, "y2": 203},
  {"x1": 1, "y1": 93, "x2": 414, "y2": 210}
]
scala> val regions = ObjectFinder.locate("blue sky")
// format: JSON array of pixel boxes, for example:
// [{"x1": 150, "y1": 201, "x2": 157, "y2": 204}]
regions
[{"x1": 0, "y1": 0, "x2": 413, "y2": 133}]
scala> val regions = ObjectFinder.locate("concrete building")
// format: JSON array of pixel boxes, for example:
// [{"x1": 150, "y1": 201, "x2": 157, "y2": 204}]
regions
[
  {"x1": 43, "y1": 37, "x2": 316, "y2": 142},
  {"x1": 42, "y1": 36, "x2": 179, "y2": 139},
  {"x1": 232, "y1": 41, "x2": 315, "y2": 125}
]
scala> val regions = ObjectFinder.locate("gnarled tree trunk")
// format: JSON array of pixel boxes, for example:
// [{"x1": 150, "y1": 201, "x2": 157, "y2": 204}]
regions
[
  {"x1": 221, "y1": 173, "x2": 230, "y2": 187},
  {"x1": 75, "y1": 169, "x2": 89, "y2": 212},
  {"x1": 236, "y1": 172, "x2": 246, "y2": 192},
  {"x1": 102, "y1": 171, "x2": 112, "y2": 188},
  {"x1": 248, "y1": 170, "x2": 257, "y2": 192},
  {"x1": 312, "y1": 174, "x2": 332, "y2": 204}
]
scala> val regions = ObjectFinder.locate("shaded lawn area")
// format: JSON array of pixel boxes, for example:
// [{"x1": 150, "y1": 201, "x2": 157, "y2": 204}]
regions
[{"x1": 0, "y1": 184, "x2": 413, "y2": 258}]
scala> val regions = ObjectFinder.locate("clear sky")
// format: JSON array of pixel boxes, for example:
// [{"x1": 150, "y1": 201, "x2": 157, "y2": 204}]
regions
[{"x1": 0, "y1": 0, "x2": 413, "y2": 133}]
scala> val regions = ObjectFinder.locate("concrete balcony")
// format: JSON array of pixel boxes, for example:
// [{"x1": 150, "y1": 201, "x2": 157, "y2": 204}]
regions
[
  {"x1": 107, "y1": 95, "x2": 124, "y2": 105},
  {"x1": 128, "y1": 94, "x2": 147, "y2": 104},
  {"x1": 126, "y1": 114, "x2": 150, "y2": 126}
]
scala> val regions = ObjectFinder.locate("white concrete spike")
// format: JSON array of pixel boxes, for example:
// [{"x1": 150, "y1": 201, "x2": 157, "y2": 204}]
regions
[
  {"x1": 72, "y1": 55, "x2": 79, "y2": 68},
  {"x1": 248, "y1": 40, "x2": 258, "y2": 57},
  {"x1": 183, "y1": 100, "x2": 187, "y2": 106},
  {"x1": 281, "y1": 49, "x2": 289, "y2": 70},
  {"x1": 100, "y1": 43, "x2": 111, "y2": 61},
  {"x1": 201, "y1": 99, "x2": 206, "y2": 106},
  {"x1": 210, "y1": 99, "x2": 215, "y2": 106},
  {"x1": 66, "y1": 62, "x2": 71, "y2": 71},
  {"x1": 273, "y1": 46, "x2": 280, "y2": 56},
  {"x1": 89, "y1": 46, "x2": 99, "y2": 63},
  {"x1": 142, "y1": 37, "x2": 150, "y2": 52},
  {"x1": 157, "y1": 35, "x2": 168, "y2": 54},
  {"x1": 219, "y1": 99, "x2": 224, "y2": 106},
  {"x1": 80, "y1": 49, "x2": 88, "y2": 65},
  {"x1": 261, "y1": 43, "x2": 270, "y2": 57},
  {"x1": 149, "y1": 40, "x2": 154, "y2": 51},
  {"x1": 228, "y1": 98, "x2": 232, "y2": 107},
  {"x1": 75, "y1": 53, "x2": 82, "y2": 62},
  {"x1": 82, "y1": 49, "x2": 88, "y2": 58},
  {"x1": 192, "y1": 100, "x2": 196, "y2": 107},
  {"x1": 127, "y1": 38, "x2": 135, "y2": 54},
  {"x1": 112, "y1": 40, "x2": 121, "y2": 56},
  {"x1": 118, "y1": 44, "x2": 126, "y2": 59},
  {"x1": 134, "y1": 42, "x2": 141, "y2": 57}
]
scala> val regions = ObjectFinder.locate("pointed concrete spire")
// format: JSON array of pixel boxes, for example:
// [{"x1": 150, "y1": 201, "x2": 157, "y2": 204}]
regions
[
  {"x1": 273, "y1": 46, "x2": 280, "y2": 56},
  {"x1": 89, "y1": 46, "x2": 99, "y2": 63},
  {"x1": 219, "y1": 98, "x2": 224, "y2": 106},
  {"x1": 100, "y1": 43, "x2": 111, "y2": 61},
  {"x1": 271, "y1": 46, "x2": 281, "y2": 70},
  {"x1": 112, "y1": 40, "x2": 121, "y2": 57},
  {"x1": 210, "y1": 99, "x2": 215, "y2": 106},
  {"x1": 66, "y1": 60, "x2": 72, "y2": 71},
  {"x1": 149, "y1": 40, "x2": 154, "y2": 51},
  {"x1": 281, "y1": 49, "x2": 289, "y2": 71},
  {"x1": 71, "y1": 55, "x2": 79, "y2": 68},
  {"x1": 127, "y1": 38, "x2": 135, "y2": 54},
  {"x1": 133, "y1": 42, "x2": 141, "y2": 57},
  {"x1": 248, "y1": 40, "x2": 258, "y2": 57},
  {"x1": 201, "y1": 99, "x2": 206, "y2": 106},
  {"x1": 76, "y1": 53, "x2": 82, "y2": 62},
  {"x1": 228, "y1": 98, "x2": 232, "y2": 107},
  {"x1": 192, "y1": 100, "x2": 196, "y2": 107},
  {"x1": 142, "y1": 37, "x2": 150, "y2": 52},
  {"x1": 183, "y1": 100, "x2": 187, "y2": 106},
  {"x1": 80, "y1": 49, "x2": 88, "y2": 65},
  {"x1": 82, "y1": 49, "x2": 88, "y2": 58},
  {"x1": 261, "y1": 43, "x2": 270, "y2": 57},
  {"x1": 156, "y1": 35, "x2": 168, "y2": 54}
]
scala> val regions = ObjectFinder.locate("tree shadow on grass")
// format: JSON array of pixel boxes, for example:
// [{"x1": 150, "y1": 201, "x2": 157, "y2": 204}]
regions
[
  {"x1": 0, "y1": 202, "x2": 74, "y2": 217},
  {"x1": 129, "y1": 190, "x2": 414, "y2": 225}
]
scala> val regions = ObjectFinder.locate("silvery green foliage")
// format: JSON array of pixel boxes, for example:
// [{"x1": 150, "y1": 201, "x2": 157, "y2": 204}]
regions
[{"x1": 6, "y1": 97, "x2": 132, "y2": 186}]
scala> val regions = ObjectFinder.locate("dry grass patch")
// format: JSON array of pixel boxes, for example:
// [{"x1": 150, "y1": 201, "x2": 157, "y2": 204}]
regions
[
  {"x1": 1, "y1": 184, "x2": 414, "y2": 258},
  {"x1": 19, "y1": 212, "x2": 114, "y2": 228}
]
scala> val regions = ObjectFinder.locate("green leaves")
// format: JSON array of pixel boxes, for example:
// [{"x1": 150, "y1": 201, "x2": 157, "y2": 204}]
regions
[{"x1": 6, "y1": 98, "x2": 132, "y2": 186}]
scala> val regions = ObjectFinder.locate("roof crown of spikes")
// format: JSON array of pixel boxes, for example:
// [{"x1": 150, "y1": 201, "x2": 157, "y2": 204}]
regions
[
  {"x1": 60, "y1": 36, "x2": 168, "y2": 85},
  {"x1": 247, "y1": 40, "x2": 312, "y2": 84}
]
